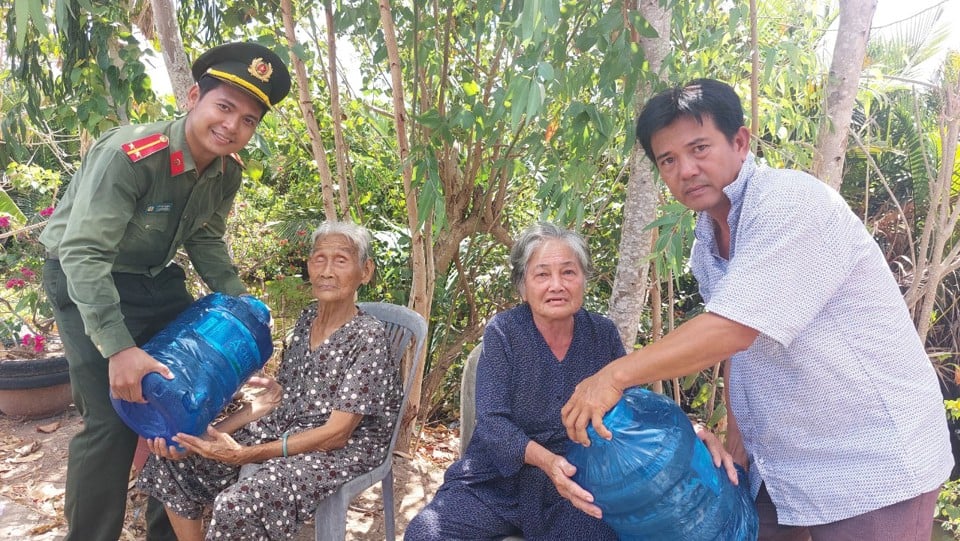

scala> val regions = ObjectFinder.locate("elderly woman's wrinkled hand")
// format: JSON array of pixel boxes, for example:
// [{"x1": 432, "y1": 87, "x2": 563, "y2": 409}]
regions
[
  {"x1": 544, "y1": 453, "x2": 604, "y2": 520},
  {"x1": 693, "y1": 423, "x2": 739, "y2": 485},
  {"x1": 246, "y1": 375, "x2": 282, "y2": 419},
  {"x1": 173, "y1": 426, "x2": 248, "y2": 465}
]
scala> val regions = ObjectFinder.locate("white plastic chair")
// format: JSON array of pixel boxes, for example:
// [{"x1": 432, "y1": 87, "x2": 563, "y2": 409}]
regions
[
  {"x1": 459, "y1": 343, "x2": 526, "y2": 541},
  {"x1": 241, "y1": 302, "x2": 427, "y2": 541},
  {"x1": 313, "y1": 301, "x2": 428, "y2": 541},
  {"x1": 459, "y1": 343, "x2": 483, "y2": 457}
]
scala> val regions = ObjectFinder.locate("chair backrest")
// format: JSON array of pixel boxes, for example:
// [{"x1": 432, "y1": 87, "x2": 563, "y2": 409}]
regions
[
  {"x1": 457, "y1": 342, "x2": 529, "y2": 541},
  {"x1": 358, "y1": 301, "x2": 428, "y2": 449},
  {"x1": 459, "y1": 343, "x2": 483, "y2": 456}
]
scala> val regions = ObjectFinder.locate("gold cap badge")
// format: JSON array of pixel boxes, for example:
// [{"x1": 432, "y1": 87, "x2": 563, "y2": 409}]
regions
[{"x1": 248, "y1": 58, "x2": 273, "y2": 82}]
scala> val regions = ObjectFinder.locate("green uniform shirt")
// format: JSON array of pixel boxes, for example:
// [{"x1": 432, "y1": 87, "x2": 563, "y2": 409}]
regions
[{"x1": 40, "y1": 116, "x2": 248, "y2": 358}]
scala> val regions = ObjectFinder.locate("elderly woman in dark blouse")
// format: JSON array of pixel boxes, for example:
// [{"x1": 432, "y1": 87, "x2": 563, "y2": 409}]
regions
[
  {"x1": 137, "y1": 221, "x2": 402, "y2": 541},
  {"x1": 406, "y1": 223, "x2": 621, "y2": 540},
  {"x1": 406, "y1": 223, "x2": 736, "y2": 541}
]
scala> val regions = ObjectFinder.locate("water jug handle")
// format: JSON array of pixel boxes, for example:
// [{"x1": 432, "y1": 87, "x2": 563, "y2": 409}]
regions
[
  {"x1": 142, "y1": 372, "x2": 169, "y2": 402},
  {"x1": 181, "y1": 388, "x2": 206, "y2": 415}
]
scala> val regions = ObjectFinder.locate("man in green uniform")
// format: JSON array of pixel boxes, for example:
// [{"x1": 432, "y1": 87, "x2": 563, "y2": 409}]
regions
[{"x1": 39, "y1": 42, "x2": 290, "y2": 541}]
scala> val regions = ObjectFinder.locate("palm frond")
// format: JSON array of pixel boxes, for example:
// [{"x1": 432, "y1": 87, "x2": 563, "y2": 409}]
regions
[{"x1": 868, "y1": 5, "x2": 951, "y2": 79}]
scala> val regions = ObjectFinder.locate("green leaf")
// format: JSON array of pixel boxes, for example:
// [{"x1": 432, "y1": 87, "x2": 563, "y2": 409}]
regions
[
  {"x1": 0, "y1": 188, "x2": 28, "y2": 224},
  {"x1": 462, "y1": 80, "x2": 481, "y2": 97},
  {"x1": 537, "y1": 62, "x2": 555, "y2": 82},
  {"x1": 415, "y1": 109, "x2": 445, "y2": 129},
  {"x1": 525, "y1": 80, "x2": 544, "y2": 120},
  {"x1": 54, "y1": 0, "x2": 70, "y2": 33},
  {"x1": 28, "y1": 0, "x2": 47, "y2": 36},
  {"x1": 509, "y1": 77, "x2": 530, "y2": 130},
  {"x1": 291, "y1": 42, "x2": 309, "y2": 61},
  {"x1": 451, "y1": 108, "x2": 476, "y2": 131},
  {"x1": 643, "y1": 212, "x2": 682, "y2": 231},
  {"x1": 14, "y1": 0, "x2": 29, "y2": 51},
  {"x1": 627, "y1": 12, "x2": 659, "y2": 39},
  {"x1": 541, "y1": 0, "x2": 561, "y2": 28},
  {"x1": 519, "y1": 0, "x2": 541, "y2": 42}
]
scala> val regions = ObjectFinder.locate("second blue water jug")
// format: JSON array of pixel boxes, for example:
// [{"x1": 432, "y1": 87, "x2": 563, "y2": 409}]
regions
[
  {"x1": 566, "y1": 387, "x2": 758, "y2": 541},
  {"x1": 111, "y1": 293, "x2": 274, "y2": 442}
]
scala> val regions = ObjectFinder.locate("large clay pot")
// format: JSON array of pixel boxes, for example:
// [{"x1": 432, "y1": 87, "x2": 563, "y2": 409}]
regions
[{"x1": 0, "y1": 356, "x2": 73, "y2": 419}]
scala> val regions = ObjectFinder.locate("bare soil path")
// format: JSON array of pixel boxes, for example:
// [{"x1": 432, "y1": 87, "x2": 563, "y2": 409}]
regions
[{"x1": 0, "y1": 407, "x2": 455, "y2": 540}]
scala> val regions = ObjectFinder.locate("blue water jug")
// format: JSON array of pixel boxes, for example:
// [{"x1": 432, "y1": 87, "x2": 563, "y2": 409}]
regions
[
  {"x1": 566, "y1": 387, "x2": 758, "y2": 541},
  {"x1": 111, "y1": 293, "x2": 274, "y2": 442}
]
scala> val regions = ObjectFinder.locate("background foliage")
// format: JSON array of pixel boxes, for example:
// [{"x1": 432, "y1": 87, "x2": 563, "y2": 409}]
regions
[{"x1": 1, "y1": 0, "x2": 960, "y2": 529}]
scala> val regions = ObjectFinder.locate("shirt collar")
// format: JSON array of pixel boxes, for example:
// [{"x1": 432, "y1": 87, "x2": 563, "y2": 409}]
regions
[
  {"x1": 168, "y1": 116, "x2": 228, "y2": 178},
  {"x1": 694, "y1": 152, "x2": 758, "y2": 252},
  {"x1": 721, "y1": 152, "x2": 756, "y2": 210},
  {"x1": 167, "y1": 116, "x2": 197, "y2": 177}
]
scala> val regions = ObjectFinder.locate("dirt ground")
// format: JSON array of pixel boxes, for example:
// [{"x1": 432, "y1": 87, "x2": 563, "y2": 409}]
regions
[{"x1": 0, "y1": 405, "x2": 456, "y2": 540}]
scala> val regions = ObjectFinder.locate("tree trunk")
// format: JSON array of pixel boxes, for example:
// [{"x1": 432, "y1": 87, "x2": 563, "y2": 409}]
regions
[
  {"x1": 608, "y1": 0, "x2": 670, "y2": 353},
  {"x1": 379, "y1": 0, "x2": 432, "y2": 452},
  {"x1": 907, "y1": 55, "x2": 960, "y2": 342},
  {"x1": 812, "y1": 0, "x2": 877, "y2": 190},
  {"x1": 150, "y1": 0, "x2": 191, "y2": 110},
  {"x1": 323, "y1": 0, "x2": 352, "y2": 216},
  {"x1": 281, "y1": 0, "x2": 338, "y2": 220}
]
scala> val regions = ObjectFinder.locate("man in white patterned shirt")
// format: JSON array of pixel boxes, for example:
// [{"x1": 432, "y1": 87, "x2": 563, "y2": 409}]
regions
[{"x1": 561, "y1": 78, "x2": 953, "y2": 541}]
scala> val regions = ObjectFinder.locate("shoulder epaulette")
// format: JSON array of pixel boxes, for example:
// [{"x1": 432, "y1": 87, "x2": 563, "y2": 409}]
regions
[
  {"x1": 228, "y1": 153, "x2": 246, "y2": 169},
  {"x1": 122, "y1": 133, "x2": 169, "y2": 162}
]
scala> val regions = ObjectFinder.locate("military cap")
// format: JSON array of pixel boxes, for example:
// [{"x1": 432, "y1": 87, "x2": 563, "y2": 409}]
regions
[{"x1": 191, "y1": 42, "x2": 291, "y2": 109}]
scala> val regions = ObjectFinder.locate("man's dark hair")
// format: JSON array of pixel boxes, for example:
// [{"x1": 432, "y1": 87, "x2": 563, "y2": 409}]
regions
[
  {"x1": 635, "y1": 78, "x2": 745, "y2": 162},
  {"x1": 197, "y1": 76, "x2": 269, "y2": 119}
]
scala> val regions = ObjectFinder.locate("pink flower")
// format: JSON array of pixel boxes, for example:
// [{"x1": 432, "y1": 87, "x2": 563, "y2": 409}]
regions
[
  {"x1": 0, "y1": 216, "x2": 9, "y2": 229},
  {"x1": 40, "y1": 206, "x2": 55, "y2": 217},
  {"x1": 20, "y1": 267, "x2": 36, "y2": 280},
  {"x1": 5, "y1": 278, "x2": 25, "y2": 289},
  {"x1": 21, "y1": 334, "x2": 46, "y2": 354}
]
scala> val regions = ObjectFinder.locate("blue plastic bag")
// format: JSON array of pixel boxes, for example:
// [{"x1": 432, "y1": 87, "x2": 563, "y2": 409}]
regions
[
  {"x1": 111, "y1": 293, "x2": 274, "y2": 442},
  {"x1": 566, "y1": 387, "x2": 758, "y2": 541}
]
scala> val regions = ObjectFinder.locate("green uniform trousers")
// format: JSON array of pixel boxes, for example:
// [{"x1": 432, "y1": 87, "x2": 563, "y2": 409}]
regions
[{"x1": 43, "y1": 259, "x2": 193, "y2": 541}]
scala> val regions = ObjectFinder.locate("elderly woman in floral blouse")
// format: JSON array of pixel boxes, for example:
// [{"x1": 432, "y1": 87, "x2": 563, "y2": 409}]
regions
[{"x1": 137, "y1": 221, "x2": 401, "y2": 541}]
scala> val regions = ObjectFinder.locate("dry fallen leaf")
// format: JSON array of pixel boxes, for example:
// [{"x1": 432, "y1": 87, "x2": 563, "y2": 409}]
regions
[
  {"x1": 29, "y1": 523, "x2": 57, "y2": 535},
  {"x1": 28, "y1": 483, "x2": 64, "y2": 502},
  {"x1": 15, "y1": 440, "x2": 41, "y2": 457},
  {"x1": 36, "y1": 421, "x2": 61, "y2": 433},
  {"x1": 0, "y1": 435, "x2": 23, "y2": 452},
  {"x1": 1, "y1": 464, "x2": 31, "y2": 479},
  {"x1": 9, "y1": 450, "x2": 44, "y2": 463}
]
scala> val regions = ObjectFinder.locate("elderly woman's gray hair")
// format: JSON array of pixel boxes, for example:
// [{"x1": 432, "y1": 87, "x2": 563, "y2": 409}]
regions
[
  {"x1": 509, "y1": 222, "x2": 593, "y2": 292},
  {"x1": 311, "y1": 221, "x2": 375, "y2": 267}
]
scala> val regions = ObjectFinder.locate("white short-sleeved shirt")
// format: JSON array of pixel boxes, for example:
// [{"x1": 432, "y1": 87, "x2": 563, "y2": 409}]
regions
[{"x1": 691, "y1": 155, "x2": 953, "y2": 525}]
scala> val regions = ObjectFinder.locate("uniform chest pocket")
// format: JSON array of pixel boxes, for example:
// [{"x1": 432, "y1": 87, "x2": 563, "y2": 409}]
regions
[{"x1": 130, "y1": 210, "x2": 171, "y2": 234}]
